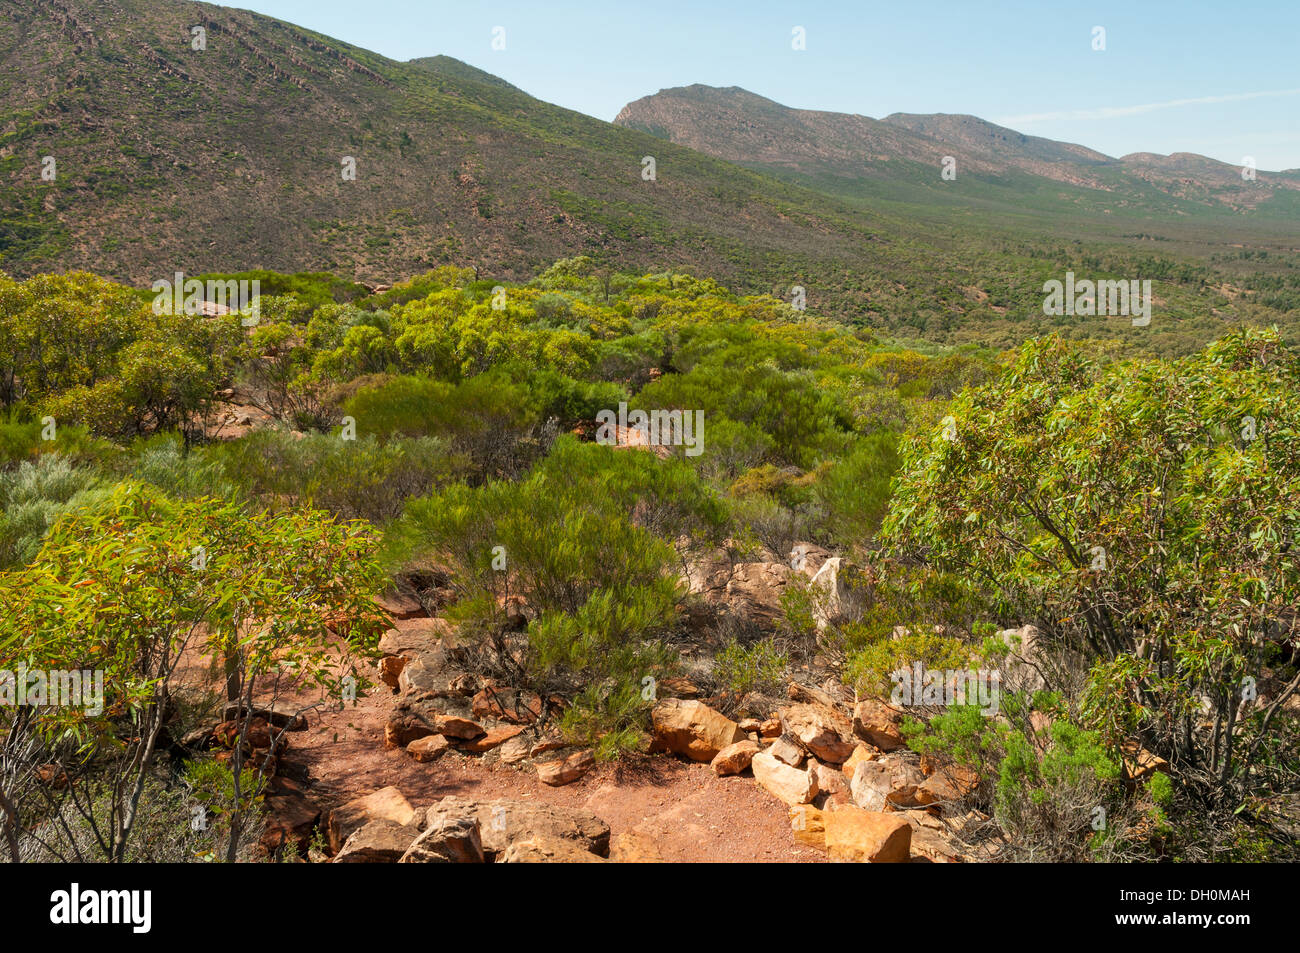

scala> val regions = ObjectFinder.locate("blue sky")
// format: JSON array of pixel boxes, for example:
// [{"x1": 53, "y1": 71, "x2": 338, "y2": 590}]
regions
[{"x1": 235, "y1": 0, "x2": 1300, "y2": 170}]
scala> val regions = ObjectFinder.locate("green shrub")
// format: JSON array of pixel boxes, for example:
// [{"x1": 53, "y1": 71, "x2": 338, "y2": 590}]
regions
[{"x1": 714, "y1": 637, "x2": 789, "y2": 695}]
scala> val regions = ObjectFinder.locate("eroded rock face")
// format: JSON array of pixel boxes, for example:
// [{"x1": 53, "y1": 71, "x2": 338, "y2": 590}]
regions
[
  {"x1": 822, "y1": 807, "x2": 912, "y2": 863},
  {"x1": 682, "y1": 549, "x2": 796, "y2": 626},
  {"x1": 725, "y1": 561, "x2": 795, "y2": 625},
  {"x1": 651, "y1": 698, "x2": 745, "y2": 762}
]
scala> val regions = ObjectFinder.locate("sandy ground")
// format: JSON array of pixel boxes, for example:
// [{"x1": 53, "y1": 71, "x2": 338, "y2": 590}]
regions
[
  {"x1": 179, "y1": 642, "x2": 821, "y2": 863},
  {"x1": 287, "y1": 670, "x2": 823, "y2": 863}
]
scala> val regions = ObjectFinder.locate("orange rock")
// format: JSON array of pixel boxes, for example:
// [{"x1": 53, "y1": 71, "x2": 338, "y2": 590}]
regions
[
  {"x1": 842, "y1": 744, "x2": 875, "y2": 779},
  {"x1": 407, "y1": 734, "x2": 450, "y2": 762},
  {"x1": 852, "y1": 700, "x2": 906, "y2": 751},
  {"x1": 431, "y1": 714, "x2": 485, "y2": 740},
  {"x1": 823, "y1": 807, "x2": 912, "y2": 862},
  {"x1": 537, "y1": 749, "x2": 595, "y2": 786},
  {"x1": 710, "y1": 739, "x2": 760, "y2": 776},
  {"x1": 651, "y1": 698, "x2": 745, "y2": 762},
  {"x1": 378, "y1": 655, "x2": 406, "y2": 689},
  {"x1": 789, "y1": 803, "x2": 826, "y2": 849},
  {"x1": 457, "y1": 724, "x2": 525, "y2": 754}
]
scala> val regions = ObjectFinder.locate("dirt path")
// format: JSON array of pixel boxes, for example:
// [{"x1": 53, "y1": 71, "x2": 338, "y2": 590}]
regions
[{"x1": 286, "y1": 670, "x2": 823, "y2": 863}]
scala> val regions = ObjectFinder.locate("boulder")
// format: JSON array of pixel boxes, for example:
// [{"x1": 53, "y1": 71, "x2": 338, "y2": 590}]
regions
[
  {"x1": 214, "y1": 717, "x2": 278, "y2": 751},
  {"x1": 917, "y1": 763, "x2": 980, "y2": 802},
  {"x1": 472, "y1": 798, "x2": 611, "y2": 859},
  {"x1": 377, "y1": 589, "x2": 425, "y2": 620},
  {"x1": 841, "y1": 744, "x2": 875, "y2": 779},
  {"x1": 789, "y1": 803, "x2": 826, "y2": 849},
  {"x1": 407, "y1": 734, "x2": 450, "y2": 763},
  {"x1": 499, "y1": 835, "x2": 606, "y2": 863},
  {"x1": 530, "y1": 735, "x2": 567, "y2": 757},
  {"x1": 378, "y1": 655, "x2": 406, "y2": 690},
  {"x1": 397, "y1": 654, "x2": 453, "y2": 697},
  {"x1": 710, "y1": 739, "x2": 760, "y2": 776},
  {"x1": 431, "y1": 714, "x2": 485, "y2": 740},
  {"x1": 752, "y1": 750, "x2": 819, "y2": 805},
  {"x1": 850, "y1": 760, "x2": 892, "y2": 811},
  {"x1": 807, "y1": 555, "x2": 847, "y2": 627},
  {"x1": 498, "y1": 734, "x2": 533, "y2": 764},
  {"x1": 810, "y1": 761, "x2": 851, "y2": 801},
  {"x1": 852, "y1": 700, "x2": 906, "y2": 751},
  {"x1": 333, "y1": 819, "x2": 419, "y2": 863},
  {"x1": 384, "y1": 714, "x2": 434, "y2": 749},
  {"x1": 997, "y1": 625, "x2": 1045, "y2": 692},
  {"x1": 537, "y1": 749, "x2": 595, "y2": 786},
  {"x1": 651, "y1": 698, "x2": 745, "y2": 762},
  {"x1": 781, "y1": 703, "x2": 856, "y2": 764},
  {"x1": 220, "y1": 703, "x2": 307, "y2": 732},
  {"x1": 851, "y1": 758, "x2": 932, "y2": 810},
  {"x1": 823, "y1": 807, "x2": 912, "y2": 862},
  {"x1": 724, "y1": 561, "x2": 795, "y2": 624},
  {"x1": 768, "y1": 735, "x2": 806, "y2": 767},
  {"x1": 260, "y1": 792, "x2": 320, "y2": 856},
  {"x1": 457, "y1": 724, "x2": 524, "y2": 754},
  {"x1": 327, "y1": 786, "x2": 417, "y2": 854},
  {"x1": 400, "y1": 809, "x2": 484, "y2": 863}
]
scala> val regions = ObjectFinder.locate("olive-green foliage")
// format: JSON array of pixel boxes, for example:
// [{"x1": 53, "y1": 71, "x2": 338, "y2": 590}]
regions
[
  {"x1": 885, "y1": 328, "x2": 1300, "y2": 811},
  {"x1": 903, "y1": 695, "x2": 1126, "y2": 861},
  {"x1": 714, "y1": 637, "x2": 789, "y2": 696},
  {"x1": 208, "y1": 429, "x2": 463, "y2": 524},
  {"x1": 389, "y1": 435, "x2": 728, "y2": 753},
  {"x1": 0, "y1": 272, "x2": 241, "y2": 438},
  {"x1": 0, "y1": 454, "x2": 106, "y2": 568}
]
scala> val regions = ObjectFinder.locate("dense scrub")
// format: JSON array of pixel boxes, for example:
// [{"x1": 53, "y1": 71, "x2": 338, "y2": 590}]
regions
[{"x1": 1, "y1": 258, "x2": 1294, "y2": 861}]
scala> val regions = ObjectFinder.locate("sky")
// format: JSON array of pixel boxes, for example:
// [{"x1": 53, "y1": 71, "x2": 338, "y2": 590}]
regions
[{"x1": 232, "y1": 0, "x2": 1300, "y2": 170}]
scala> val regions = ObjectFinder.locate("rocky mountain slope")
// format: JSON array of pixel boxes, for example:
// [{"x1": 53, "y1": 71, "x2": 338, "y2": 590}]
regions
[
  {"x1": 0, "y1": 0, "x2": 904, "y2": 291},
  {"x1": 616, "y1": 84, "x2": 1300, "y2": 216}
]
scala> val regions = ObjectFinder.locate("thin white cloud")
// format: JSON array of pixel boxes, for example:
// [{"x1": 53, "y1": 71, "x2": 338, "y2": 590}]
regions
[{"x1": 997, "y1": 88, "x2": 1300, "y2": 125}]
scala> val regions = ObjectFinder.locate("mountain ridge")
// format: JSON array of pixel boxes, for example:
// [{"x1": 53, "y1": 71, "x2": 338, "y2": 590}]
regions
[{"x1": 614, "y1": 83, "x2": 1300, "y2": 213}]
